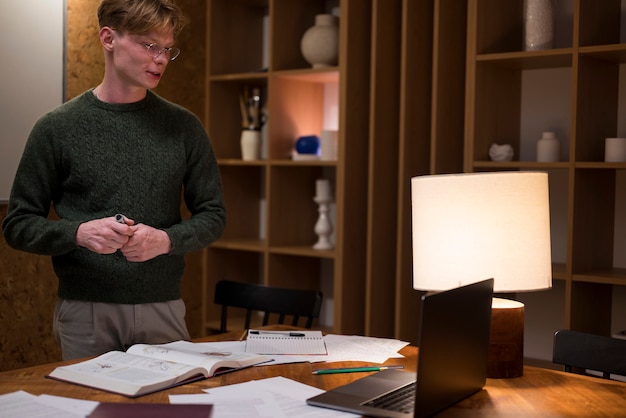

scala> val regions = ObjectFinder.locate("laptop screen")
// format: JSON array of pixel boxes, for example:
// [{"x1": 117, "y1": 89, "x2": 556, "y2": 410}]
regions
[{"x1": 306, "y1": 279, "x2": 494, "y2": 418}]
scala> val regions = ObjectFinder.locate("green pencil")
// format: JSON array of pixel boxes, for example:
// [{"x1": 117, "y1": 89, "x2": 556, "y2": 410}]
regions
[{"x1": 312, "y1": 365, "x2": 404, "y2": 375}]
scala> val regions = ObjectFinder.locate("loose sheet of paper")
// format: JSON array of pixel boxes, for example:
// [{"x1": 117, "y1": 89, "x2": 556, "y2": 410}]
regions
[
  {"x1": 169, "y1": 376, "x2": 358, "y2": 417},
  {"x1": 0, "y1": 391, "x2": 98, "y2": 418}
]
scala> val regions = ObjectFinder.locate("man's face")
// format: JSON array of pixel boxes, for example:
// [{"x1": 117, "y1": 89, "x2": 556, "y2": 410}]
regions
[{"x1": 110, "y1": 28, "x2": 176, "y2": 91}]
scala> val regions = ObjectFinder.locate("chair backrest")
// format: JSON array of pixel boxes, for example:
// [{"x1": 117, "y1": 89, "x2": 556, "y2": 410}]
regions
[
  {"x1": 214, "y1": 280, "x2": 323, "y2": 333},
  {"x1": 552, "y1": 329, "x2": 626, "y2": 379}
]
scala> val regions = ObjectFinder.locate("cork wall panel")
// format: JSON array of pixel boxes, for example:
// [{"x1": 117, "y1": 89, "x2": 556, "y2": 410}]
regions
[
  {"x1": 0, "y1": 205, "x2": 62, "y2": 371},
  {"x1": 66, "y1": 0, "x2": 103, "y2": 100}
]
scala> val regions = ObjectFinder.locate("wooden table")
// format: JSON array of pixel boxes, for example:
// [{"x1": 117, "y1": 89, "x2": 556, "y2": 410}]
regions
[{"x1": 1, "y1": 328, "x2": 625, "y2": 417}]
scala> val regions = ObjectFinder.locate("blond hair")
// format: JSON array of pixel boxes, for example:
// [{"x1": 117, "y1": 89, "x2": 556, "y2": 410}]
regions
[{"x1": 97, "y1": 0, "x2": 187, "y2": 37}]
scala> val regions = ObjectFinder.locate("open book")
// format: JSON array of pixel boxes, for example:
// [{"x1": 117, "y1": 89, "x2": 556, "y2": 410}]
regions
[{"x1": 48, "y1": 341, "x2": 272, "y2": 397}]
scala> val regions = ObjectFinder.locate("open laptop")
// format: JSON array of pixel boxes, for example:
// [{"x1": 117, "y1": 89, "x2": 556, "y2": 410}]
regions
[{"x1": 306, "y1": 278, "x2": 494, "y2": 418}]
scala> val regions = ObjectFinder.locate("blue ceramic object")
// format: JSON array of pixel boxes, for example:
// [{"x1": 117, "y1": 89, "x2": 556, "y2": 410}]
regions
[{"x1": 296, "y1": 135, "x2": 320, "y2": 154}]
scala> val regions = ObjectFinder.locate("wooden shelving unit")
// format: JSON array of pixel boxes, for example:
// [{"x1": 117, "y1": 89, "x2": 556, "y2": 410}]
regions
[
  {"x1": 389, "y1": 0, "x2": 468, "y2": 344},
  {"x1": 203, "y1": 0, "x2": 373, "y2": 335},
  {"x1": 464, "y1": 0, "x2": 626, "y2": 340},
  {"x1": 203, "y1": 0, "x2": 625, "y2": 349}
]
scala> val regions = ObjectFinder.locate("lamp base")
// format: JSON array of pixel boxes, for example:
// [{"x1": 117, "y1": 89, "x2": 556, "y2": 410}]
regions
[{"x1": 487, "y1": 297, "x2": 524, "y2": 378}]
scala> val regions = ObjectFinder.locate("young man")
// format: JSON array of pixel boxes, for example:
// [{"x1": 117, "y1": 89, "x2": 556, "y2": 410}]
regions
[{"x1": 2, "y1": 0, "x2": 226, "y2": 360}]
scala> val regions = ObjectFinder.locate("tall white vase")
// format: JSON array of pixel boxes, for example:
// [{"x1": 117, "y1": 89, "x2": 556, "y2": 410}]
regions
[
  {"x1": 300, "y1": 14, "x2": 339, "y2": 68},
  {"x1": 524, "y1": 0, "x2": 554, "y2": 51}
]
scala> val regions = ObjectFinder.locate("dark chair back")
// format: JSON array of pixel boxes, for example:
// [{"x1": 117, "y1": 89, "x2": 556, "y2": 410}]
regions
[
  {"x1": 214, "y1": 280, "x2": 323, "y2": 333},
  {"x1": 552, "y1": 329, "x2": 626, "y2": 379}
]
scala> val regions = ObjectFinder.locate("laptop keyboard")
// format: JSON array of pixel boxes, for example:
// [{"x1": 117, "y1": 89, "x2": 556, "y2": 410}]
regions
[{"x1": 362, "y1": 381, "x2": 416, "y2": 413}]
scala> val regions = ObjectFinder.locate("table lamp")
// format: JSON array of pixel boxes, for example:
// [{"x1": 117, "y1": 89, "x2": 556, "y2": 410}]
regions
[{"x1": 411, "y1": 171, "x2": 552, "y2": 378}]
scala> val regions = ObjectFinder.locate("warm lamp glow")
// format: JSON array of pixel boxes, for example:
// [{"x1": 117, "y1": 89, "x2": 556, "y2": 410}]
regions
[
  {"x1": 411, "y1": 171, "x2": 553, "y2": 378},
  {"x1": 411, "y1": 171, "x2": 552, "y2": 293}
]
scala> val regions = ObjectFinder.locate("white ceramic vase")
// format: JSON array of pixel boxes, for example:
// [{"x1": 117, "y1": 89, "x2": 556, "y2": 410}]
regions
[
  {"x1": 605, "y1": 138, "x2": 626, "y2": 162},
  {"x1": 240, "y1": 130, "x2": 261, "y2": 160},
  {"x1": 537, "y1": 131, "x2": 560, "y2": 162},
  {"x1": 300, "y1": 14, "x2": 339, "y2": 68}
]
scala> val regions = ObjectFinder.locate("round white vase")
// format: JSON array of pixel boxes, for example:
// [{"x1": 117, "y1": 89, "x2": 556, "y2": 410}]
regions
[
  {"x1": 537, "y1": 131, "x2": 560, "y2": 162},
  {"x1": 300, "y1": 14, "x2": 339, "y2": 68},
  {"x1": 605, "y1": 138, "x2": 626, "y2": 162}
]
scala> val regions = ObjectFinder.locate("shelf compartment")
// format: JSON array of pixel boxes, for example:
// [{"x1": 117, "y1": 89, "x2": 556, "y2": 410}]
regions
[
  {"x1": 266, "y1": 253, "x2": 329, "y2": 291},
  {"x1": 469, "y1": 62, "x2": 572, "y2": 163},
  {"x1": 208, "y1": 79, "x2": 268, "y2": 159},
  {"x1": 571, "y1": 169, "x2": 616, "y2": 275},
  {"x1": 205, "y1": 248, "x2": 265, "y2": 286},
  {"x1": 268, "y1": 74, "x2": 336, "y2": 160},
  {"x1": 574, "y1": 54, "x2": 620, "y2": 162},
  {"x1": 218, "y1": 165, "x2": 266, "y2": 241},
  {"x1": 520, "y1": 67, "x2": 572, "y2": 162},
  {"x1": 577, "y1": 0, "x2": 621, "y2": 48},
  {"x1": 472, "y1": 0, "x2": 573, "y2": 55},
  {"x1": 207, "y1": 0, "x2": 268, "y2": 75},
  {"x1": 270, "y1": 0, "x2": 331, "y2": 71},
  {"x1": 267, "y1": 165, "x2": 332, "y2": 247}
]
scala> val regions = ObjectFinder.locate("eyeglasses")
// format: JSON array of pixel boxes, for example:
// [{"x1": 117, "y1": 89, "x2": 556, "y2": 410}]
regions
[{"x1": 138, "y1": 41, "x2": 180, "y2": 61}]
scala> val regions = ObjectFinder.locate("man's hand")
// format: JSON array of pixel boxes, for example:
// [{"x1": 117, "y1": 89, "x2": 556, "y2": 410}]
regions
[
  {"x1": 76, "y1": 216, "x2": 135, "y2": 254},
  {"x1": 119, "y1": 223, "x2": 171, "y2": 262}
]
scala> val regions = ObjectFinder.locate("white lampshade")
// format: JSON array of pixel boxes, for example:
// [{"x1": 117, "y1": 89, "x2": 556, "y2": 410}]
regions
[{"x1": 411, "y1": 171, "x2": 552, "y2": 293}]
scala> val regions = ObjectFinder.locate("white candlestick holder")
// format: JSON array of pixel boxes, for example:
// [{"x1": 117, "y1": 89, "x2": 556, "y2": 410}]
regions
[{"x1": 313, "y1": 195, "x2": 334, "y2": 250}]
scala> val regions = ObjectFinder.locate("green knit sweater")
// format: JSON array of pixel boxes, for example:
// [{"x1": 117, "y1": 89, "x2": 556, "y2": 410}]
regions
[{"x1": 2, "y1": 90, "x2": 225, "y2": 304}]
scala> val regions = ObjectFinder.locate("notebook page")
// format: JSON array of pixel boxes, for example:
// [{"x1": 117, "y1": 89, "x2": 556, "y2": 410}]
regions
[{"x1": 245, "y1": 330, "x2": 328, "y2": 355}]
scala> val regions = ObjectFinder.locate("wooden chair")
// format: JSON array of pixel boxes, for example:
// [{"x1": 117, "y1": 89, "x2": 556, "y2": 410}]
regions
[
  {"x1": 552, "y1": 329, "x2": 626, "y2": 379},
  {"x1": 214, "y1": 280, "x2": 323, "y2": 333}
]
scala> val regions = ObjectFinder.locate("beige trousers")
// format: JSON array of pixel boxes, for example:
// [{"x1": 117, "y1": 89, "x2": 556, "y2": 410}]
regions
[{"x1": 53, "y1": 298, "x2": 190, "y2": 360}]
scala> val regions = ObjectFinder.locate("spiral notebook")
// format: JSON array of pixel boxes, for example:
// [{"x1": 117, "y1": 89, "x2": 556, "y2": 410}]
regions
[{"x1": 244, "y1": 330, "x2": 328, "y2": 355}]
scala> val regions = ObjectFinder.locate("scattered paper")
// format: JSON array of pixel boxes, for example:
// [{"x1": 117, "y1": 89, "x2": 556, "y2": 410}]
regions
[
  {"x1": 165, "y1": 334, "x2": 408, "y2": 365},
  {"x1": 170, "y1": 376, "x2": 357, "y2": 417},
  {"x1": 0, "y1": 391, "x2": 98, "y2": 418}
]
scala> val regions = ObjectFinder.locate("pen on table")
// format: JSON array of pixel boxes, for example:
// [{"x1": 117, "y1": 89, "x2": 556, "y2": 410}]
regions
[
  {"x1": 115, "y1": 213, "x2": 127, "y2": 224},
  {"x1": 239, "y1": 330, "x2": 247, "y2": 341},
  {"x1": 312, "y1": 365, "x2": 405, "y2": 375},
  {"x1": 249, "y1": 330, "x2": 306, "y2": 337}
]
